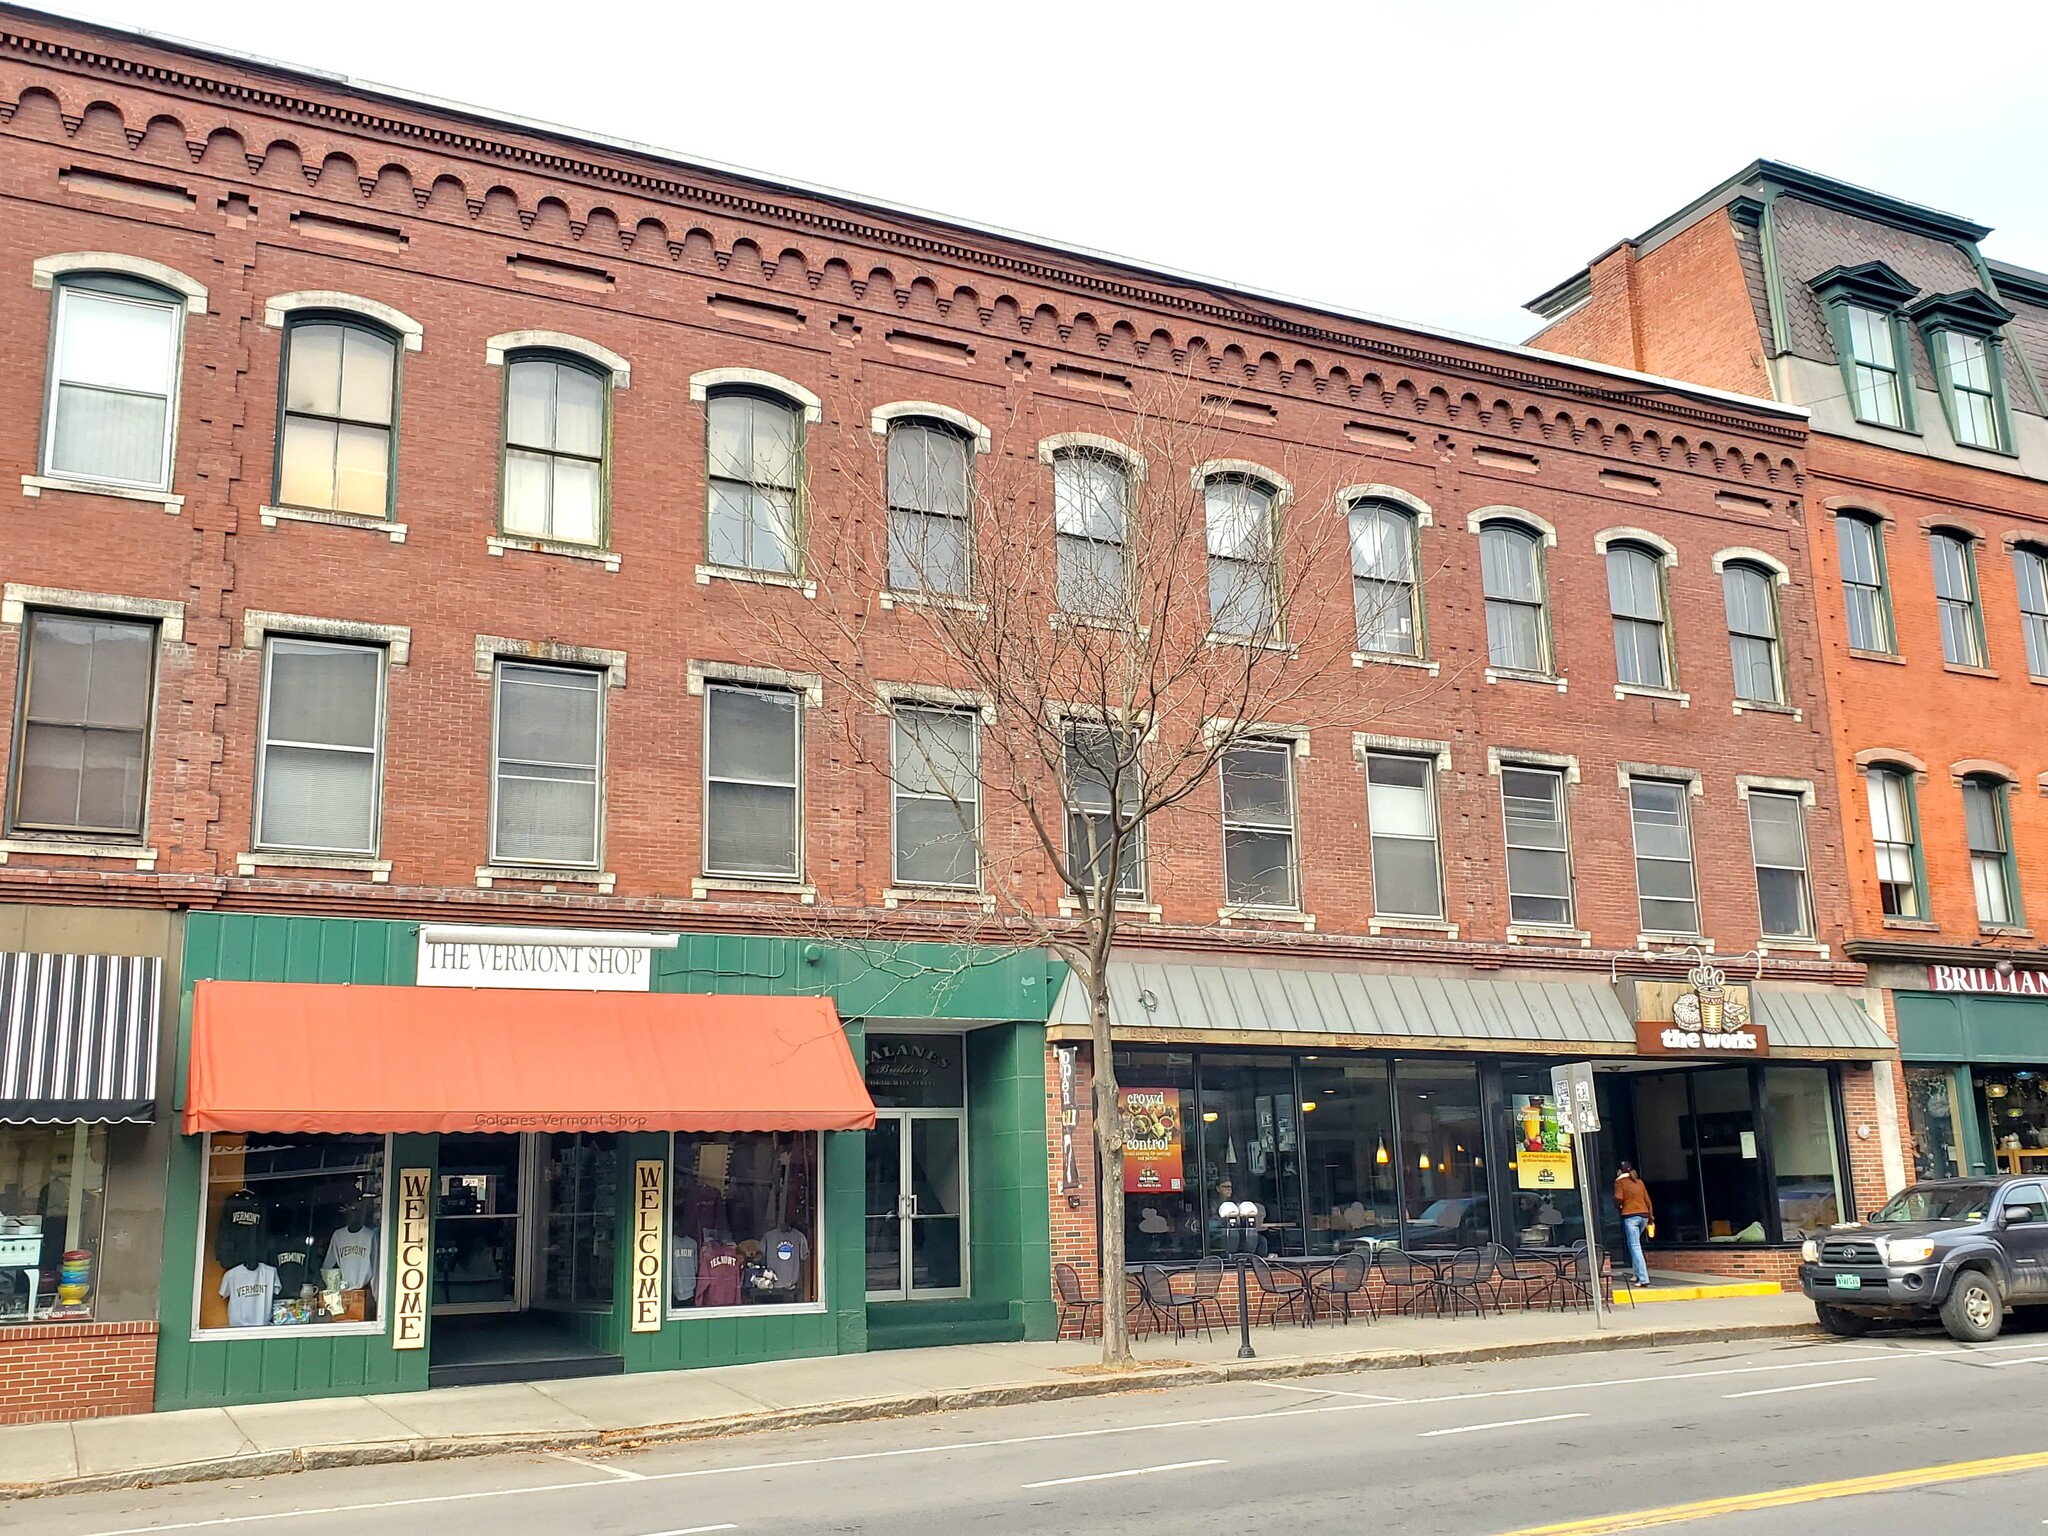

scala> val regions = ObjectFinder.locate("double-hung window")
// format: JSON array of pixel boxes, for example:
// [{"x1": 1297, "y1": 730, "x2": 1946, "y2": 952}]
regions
[
  {"x1": 706, "y1": 392, "x2": 802, "y2": 574},
  {"x1": 7, "y1": 612, "x2": 155, "y2": 839},
  {"x1": 1053, "y1": 452, "x2": 1130, "y2": 618},
  {"x1": 1835, "y1": 514, "x2": 1893, "y2": 654},
  {"x1": 491, "y1": 662, "x2": 603, "y2": 867},
  {"x1": 1866, "y1": 766, "x2": 1922, "y2": 919},
  {"x1": 1064, "y1": 724, "x2": 1143, "y2": 897},
  {"x1": 1500, "y1": 765, "x2": 1572, "y2": 926},
  {"x1": 275, "y1": 319, "x2": 398, "y2": 518},
  {"x1": 1930, "y1": 532, "x2": 1985, "y2": 667},
  {"x1": 1349, "y1": 500, "x2": 1421, "y2": 658},
  {"x1": 1220, "y1": 741, "x2": 1298, "y2": 909},
  {"x1": 502, "y1": 356, "x2": 606, "y2": 545},
  {"x1": 1963, "y1": 776, "x2": 2019, "y2": 927},
  {"x1": 1205, "y1": 477, "x2": 1280, "y2": 639},
  {"x1": 1938, "y1": 331, "x2": 2004, "y2": 451},
  {"x1": 43, "y1": 277, "x2": 182, "y2": 490},
  {"x1": 1844, "y1": 304, "x2": 1907, "y2": 428},
  {"x1": 1607, "y1": 542, "x2": 1671, "y2": 688},
  {"x1": 703, "y1": 684, "x2": 801, "y2": 879},
  {"x1": 1480, "y1": 522, "x2": 1548, "y2": 672},
  {"x1": 891, "y1": 705, "x2": 980, "y2": 888},
  {"x1": 255, "y1": 638, "x2": 384, "y2": 855},
  {"x1": 1364, "y1": 752, "x2": 1442, "y2": 918},
  {"x1": 1722, "y1": 561, "x2": 1783, "y2": 704},
  {"x1": 886, "y1": 423, "x2": 972, "y2": 596},
  {"x1": 1747, "y1": 790, "x2": 1814, "y2": 939},
  {"x1": 1628, "y1": 778, "x2": 1700, "y2": 936},
  {"x1": 2015, "y1": 546, "x2": 2048, "y2": 680}
]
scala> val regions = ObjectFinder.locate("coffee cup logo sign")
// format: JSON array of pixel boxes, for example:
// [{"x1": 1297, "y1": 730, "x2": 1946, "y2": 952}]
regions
[
  {"x1": 392, "y1": 1168, "x2": 431, "y2": 1350},
  {"x1": 1633, "y1": 969, "x2": 1768, "y2": 1057},
  {"x1": 631, "y1": 1160, "x2": 663, "y2": 1333}
]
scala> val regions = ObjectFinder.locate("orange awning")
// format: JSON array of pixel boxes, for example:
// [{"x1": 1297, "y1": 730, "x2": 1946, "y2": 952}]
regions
[{"x1": 184, "y1": 982, "x2": 875, "y2": 1135}]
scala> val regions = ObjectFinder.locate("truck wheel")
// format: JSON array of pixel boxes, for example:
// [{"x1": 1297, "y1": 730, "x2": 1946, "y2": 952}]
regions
[
  {"x1": 1940, "y1": 1272, "x2": 2003, "y2": 1342},
  {"x1": 1814, "y1": 1302, "x2": 1871, "y2": 1337}
]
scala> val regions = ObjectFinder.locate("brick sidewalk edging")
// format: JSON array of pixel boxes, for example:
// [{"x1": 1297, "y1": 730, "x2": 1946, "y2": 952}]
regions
[{"x1": 1, "y1": 1318, "x2": 1818, "y2": 1502}]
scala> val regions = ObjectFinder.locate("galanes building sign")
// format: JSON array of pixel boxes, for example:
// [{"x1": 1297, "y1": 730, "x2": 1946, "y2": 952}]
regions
[
  {"x1": 1927, "y1": 964, "x2": 2048, "y2": 996},
  {"x1": 416, "y1": 925, "x2": 676, "y2": 991}
]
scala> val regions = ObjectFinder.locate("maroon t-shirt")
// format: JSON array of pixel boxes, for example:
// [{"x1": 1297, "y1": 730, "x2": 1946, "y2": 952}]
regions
[{"x1": 694, "y1": 1241, "x2": 741, "y2": 1306}]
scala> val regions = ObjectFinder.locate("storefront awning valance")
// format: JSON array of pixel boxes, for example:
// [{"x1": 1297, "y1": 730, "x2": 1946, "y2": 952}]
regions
[
  {"x1": 1050, "y1": 960, "x2": 1635, "y2": 1052},
  {"x1": 1, "y1": 952, "x2": 161, "y2": 1124},
  {"x1": 184, "y1": 982, "x2": 875, "y2": 1135}
]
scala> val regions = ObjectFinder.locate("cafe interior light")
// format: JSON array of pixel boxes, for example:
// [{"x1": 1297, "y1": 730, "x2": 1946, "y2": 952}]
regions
[
  {"x1": 1375, "y1": 1140, "x2": 1390, "y2": 1165},
  {"x1": 1202, "y1": 1110, "x2": 1219, "y2": 1123},
  {"x1": 1418, "y1": 1151, "x2": 1432, "y2": 1171},
  {"x1": 1301, "y1": 1100, "x2": 1318, "y2": 1112}
]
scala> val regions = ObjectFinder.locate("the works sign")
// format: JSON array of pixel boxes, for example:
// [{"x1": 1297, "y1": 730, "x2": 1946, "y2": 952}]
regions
[{"x1": 1927, "y1": 965, "x2": 2048, "y2": 996}]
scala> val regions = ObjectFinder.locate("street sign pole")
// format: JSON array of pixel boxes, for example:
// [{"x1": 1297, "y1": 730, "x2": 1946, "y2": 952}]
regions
[
  {"x1": 1553, "y1": 1062, "x2": 1605, "y2": 1330},
  {"x1": 1571, "y1": 1119, "x2": 1604, "y2": 1330}
]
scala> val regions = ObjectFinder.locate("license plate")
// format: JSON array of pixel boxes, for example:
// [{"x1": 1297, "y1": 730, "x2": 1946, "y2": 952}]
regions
[{"x1": 1835, "y1": 1275, "x2": 1863, "y2": 1291}]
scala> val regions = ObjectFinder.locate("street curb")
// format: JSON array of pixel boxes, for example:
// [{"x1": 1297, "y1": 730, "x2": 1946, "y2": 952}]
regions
[{"x1": 2, "y1": 1319, "x2": 1818, "y2": 1501}]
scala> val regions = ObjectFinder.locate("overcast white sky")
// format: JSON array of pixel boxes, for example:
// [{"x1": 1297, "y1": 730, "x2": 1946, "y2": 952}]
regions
[{"x1": 40, "y1": 0, "x2": 2048, "y2": 344}]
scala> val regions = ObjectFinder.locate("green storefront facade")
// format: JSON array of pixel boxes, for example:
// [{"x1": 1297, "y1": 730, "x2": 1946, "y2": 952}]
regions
[
  {"x1": 156, "y1": 913, "x2": 1055, "y2": 1412},
  {"x1": 1897, "y1": 966, "x2": 2048, "y2": 1186}
]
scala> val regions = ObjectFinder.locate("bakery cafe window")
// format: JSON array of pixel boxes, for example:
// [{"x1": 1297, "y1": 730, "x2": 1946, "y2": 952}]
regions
[
  {"x1": 199, "y1": 1133, "x2": 385, "y2": 1333},
  {"x1": 670, "y1": 1132, "x2": 819, "y2": 1312},
  {"x1": 0, "y1": 1125, "x2": 108, "y2": 1323}
]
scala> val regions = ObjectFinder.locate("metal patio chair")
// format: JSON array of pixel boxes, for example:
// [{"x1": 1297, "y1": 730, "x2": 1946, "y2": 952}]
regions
[
  {"x1": 1053, "y1": 1261, "x2": 1101, "y2": 1339},
  {"x1": 1310, "y1": 1248, "x2": 1374, "y2": 1325},
  {"x1": 1250, "y1": 1255, "x2": 1308, "y2": 1328}
]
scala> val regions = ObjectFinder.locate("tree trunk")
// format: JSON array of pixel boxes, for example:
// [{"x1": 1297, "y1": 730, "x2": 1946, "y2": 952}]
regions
[{"x1": 1091, "y1": 976, "x2": 1130, "y2": 1367}]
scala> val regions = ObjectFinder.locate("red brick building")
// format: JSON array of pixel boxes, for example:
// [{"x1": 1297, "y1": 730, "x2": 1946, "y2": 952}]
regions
[
  {"x1": 0, "y1": 17, "x2": 1886, "y2": 1416},
  {"x1": 1530, "y1": 160, "x2": 2048, "y2": 1216}
]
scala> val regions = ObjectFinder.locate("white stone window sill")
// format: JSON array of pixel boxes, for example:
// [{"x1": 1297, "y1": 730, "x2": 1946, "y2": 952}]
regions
[
  {"x1": 24, "y1": 475, "x2": 183, "y2": 514},
  {"x1": 1058, "y1": 894, "x2": 1161, "y2": 922},
  {"x1": 194, "y1": 1322, "x2": 383, "y2": 1343},
  {"x1": 1758, "y1": 938, "x2": 1831, "y2": 958},
  {"x1": 1369, "y1": 915, "x2": 1459, "y2": 939},
  {"x1": 237, "y1": 851, "x2": 392, "y2": 883},
  {"x1": 693, "y1": 875, "x2": 817, "y2": 904},
  {"x1": 1052, "y1": 611, "x2": 1150, "y2": 638},
  {"x1": 1981, "y1": 924, "x2": 2036, "y2": 939},
  {"x1": 1505, "y1": 923, "x2": 1591, "y2": 947},
  {"x1": 880, "y1": 589, "x2": 986, "y2": 615},
  {"x1": 669, "y1": 1300, "x2": 826, "y2": 1321},
  {"x1": 883, "y1": 885, "x2": 994, "y2": 910},
  {"x1": 1218, "y1": 905, "x2": 1316, "y2": 932},
  {"x1": 1732, "y1": 698, "x2": 1802, "y2": 720},
  {"x1": 1354, "y1": 651, "x2": 1440, "y2": 675},
  {"x1": 696, "y1": 564, "x2": 816, "y2": 598},
  {"x1": 487, "y1": 535, "x2": 620, "y2": 571},
  {"x1": 0, "y1": 838, "x2": 157, "y2": 870},
  {"x1": 476, "y1": 864, "x2": 616, "y2": 894},
  {"x1": 1486, "y1": 667, "x2": 1566, "y2": 693},
  {"x1": 260, "y1": 504, "x2": 407, "y2": 542},
  {"x1": 1615, "y1": 683, "x2": 1689, "y2": 706},
  {"x1": 1205, "y1": 632, "x2": 1297, "y2": 655},
  {"x1": 1636, "y1": 933, "x2": 1712, "y2": 952}
]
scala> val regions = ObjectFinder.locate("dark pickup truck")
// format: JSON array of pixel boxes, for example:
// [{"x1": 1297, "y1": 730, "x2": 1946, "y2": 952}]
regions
[{"x1": 1799, "y1": 1178, "x2": 2048, "y2": 1341}]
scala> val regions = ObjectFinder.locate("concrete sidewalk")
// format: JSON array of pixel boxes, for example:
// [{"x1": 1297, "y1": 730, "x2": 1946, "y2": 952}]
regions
[{"x1": 1, "y1": 1293, "x2": 1816, "y2": 1499}]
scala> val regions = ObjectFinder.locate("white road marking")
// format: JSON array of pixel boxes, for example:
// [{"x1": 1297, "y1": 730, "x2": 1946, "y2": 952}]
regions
[
  {"x1": 1723, "y1": 1376, "x2": 1875, "y2": 1400},
  {"x1": 1259, "y1": 1380, "x2": 1407, "y2": 1402},
  {"x1": 1022, "y1": 1458, "x2": 1225, "y2": 1489},
  {"x1": 1986, "y1": 1355, "x2": 2048, "y2": 1368},
  {"x1": 1419, "y1": 1412, "x2": 1588, "y2": 1438},
  {"x1": 552, "y1": 1451, "x2": 646, "y2": 1481},
  {"x1": 636, "y1": 1527, "x2": 737, "y2": 1535}
]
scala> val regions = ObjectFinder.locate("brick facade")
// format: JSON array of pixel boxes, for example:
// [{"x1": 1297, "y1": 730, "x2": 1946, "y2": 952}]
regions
[{"x1": 0, "y1": 1321, "x2": 155, "y2": 1424}]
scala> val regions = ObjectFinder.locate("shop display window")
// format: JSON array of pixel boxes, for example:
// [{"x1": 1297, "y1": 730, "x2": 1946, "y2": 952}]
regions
[
  {"x1": 1301, "y1": 1059, "x2": 1400, "y2": 1253},
  {"x1": 1116, "y1": 1051, "x2": 1199, "y2": 1262},
  {"x1": 1500, "y1": 1067, "x2": 1585, "y2": 1249},
  {"x1": 1907, "y1": 1066, "x2": 1967, "y2": 1181},
  {"x1": 671, "y1": 1131, "x2": 818, "y2": 1311},
  {"x1": 1979, "y1": 1069, "x2": 2048, "y2": 1174},
  {"x1": 1394, "y1": 1060, "x2": 1486, "y2": 1249},
  {"x1": 0, "y1": 1124, "x2": 107, "y2": 1323},
  {"x1": 1765, "y1": 1066, "x2": 1844, "y2": 1239},
  {"x1": 198, "y1": 1133, "x2": 385, "y2": 1333},
  {"x1": 1197, "y1": 1054, "x2": 1305, "y2": 1254}
]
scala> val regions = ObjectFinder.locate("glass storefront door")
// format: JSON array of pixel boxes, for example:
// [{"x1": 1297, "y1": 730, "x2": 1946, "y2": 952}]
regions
[
  {"x1": 864, "y1": 1111, "x2": 967, "y2": 1299},
  {"x1": 534, "y1": 1132, "x2": 617, "y2": 1310},
  {"x1": 432, "y1": 1134, "x2": 524, "y2": 1314}
]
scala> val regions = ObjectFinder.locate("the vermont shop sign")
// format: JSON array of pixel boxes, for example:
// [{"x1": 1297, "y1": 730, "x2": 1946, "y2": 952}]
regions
[
  {"x1": 1927, "y1": 964, "x2": 2048, "y2": 996},
  {"x1": 416, "y1": 925, "x2": 675, "y2": 991}
]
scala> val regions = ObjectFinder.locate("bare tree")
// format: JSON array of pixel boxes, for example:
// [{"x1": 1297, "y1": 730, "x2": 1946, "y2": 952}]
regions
[{"x1": 720, "y1": 369, "x2": 1441, "y2": 1365}]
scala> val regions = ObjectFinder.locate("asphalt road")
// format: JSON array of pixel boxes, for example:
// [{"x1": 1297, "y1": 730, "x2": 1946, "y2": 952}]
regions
[{"x1": 19, "y1": 1325, "x2": 2048, "y2": 1536}]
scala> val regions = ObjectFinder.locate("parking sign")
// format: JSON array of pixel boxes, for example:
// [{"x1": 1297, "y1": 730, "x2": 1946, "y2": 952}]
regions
[{"x1": 1550, "y1": 1062, "x2": 1601, "y2": 1134}]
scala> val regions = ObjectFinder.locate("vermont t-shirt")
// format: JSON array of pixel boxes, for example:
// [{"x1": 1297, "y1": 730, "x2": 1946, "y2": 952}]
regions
[
  {"x1": 219, "y1": 1262, "x2": 279, "y2": 1328},
  {"x1": 670, "y1": 1235, "x2": 700, "y2": 1306},
  {"x1": 759, "y1": 1227, "x2": 809, "y2": 1293},
  {"x1": 694, "y1": 1240, "x2": 741, "y2": 1307},
  {"x1": 324, "y1": 1225, "x2": 377, "y2": 1291}
]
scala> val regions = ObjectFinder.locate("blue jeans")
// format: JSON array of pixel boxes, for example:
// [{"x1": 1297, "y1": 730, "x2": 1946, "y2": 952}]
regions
[{"x1": 1622, "y1": 1214, "x2": 1650, "y2": 1285}]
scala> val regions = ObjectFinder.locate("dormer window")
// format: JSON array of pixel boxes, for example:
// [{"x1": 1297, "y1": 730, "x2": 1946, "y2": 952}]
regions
[
  {"x1": 1810, "y1": 263, "x2": 1920, "y2": 433},
  {"x1": 1845, "y1": 305, "x2": 1907, "y2": 428},
  {"x1": 1910, "y1": 290, "x2": 2017, "y2": 455}
]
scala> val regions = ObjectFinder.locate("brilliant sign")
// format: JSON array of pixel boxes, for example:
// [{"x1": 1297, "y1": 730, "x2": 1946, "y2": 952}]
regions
[{"x1": 1927, "y1": 965, "x2": 2048, "y2": 996}]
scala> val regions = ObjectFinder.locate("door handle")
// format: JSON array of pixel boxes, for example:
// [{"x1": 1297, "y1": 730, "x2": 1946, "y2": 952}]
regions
[{"x1": 899, "y1": 1194, "x2": 917, "y2": 1219}]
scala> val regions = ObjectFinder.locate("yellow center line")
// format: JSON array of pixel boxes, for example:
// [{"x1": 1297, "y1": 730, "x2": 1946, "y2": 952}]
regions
[{"x1": 1488, "y1": 1448, "x2": 2048, "y2": 1535}]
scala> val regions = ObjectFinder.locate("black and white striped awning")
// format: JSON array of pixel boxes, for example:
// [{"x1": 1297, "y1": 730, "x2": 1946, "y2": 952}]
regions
[{"x1": 0, "y1": 952, "x2": 161, "y2": 1123}]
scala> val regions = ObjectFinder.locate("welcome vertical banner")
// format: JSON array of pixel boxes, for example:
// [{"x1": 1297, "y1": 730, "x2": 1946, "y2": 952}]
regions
[
  {"x1": 393, "y1": 1168, "x2": 432, "y2": 1350},
  {"x1": 632, "y1": 1159, "x2": 664, "y2": 1332}
]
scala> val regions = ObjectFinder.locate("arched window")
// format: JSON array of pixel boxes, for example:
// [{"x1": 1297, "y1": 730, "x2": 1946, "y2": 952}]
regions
[
  {"x1": 42, "y1": 272, "x2": 186, "y2": 491},
  {"x1": 502, "y1": 353, "x2": 608, "y2": 545},
  {"x1": 1865, "y1": 764, "x2": 1922, "y2": 918},
  {"x1": 1479, "y1": 520, "x2": 1548, "y2": 672},
  {"x1": 1606, "y1": 541, "x2": 1671, "y2": 688},
  {"x1": 706, "y1": 390, "x2": 803, "y2": 574},
  {"x1": 1834, "y1": 513, "x2": 1892, "y2": 653},
  {"x1": 1348, "y1": 499, "x2": 1421, "y2": 658},
  {"x1": 1052, "y1": 450, "x2": 1131, "y2": 618},
  {"x1": 275, "y1": 316, "x2": 399, "y2": 519},
  {"x1": 1930, "y1": 530, "x2": 1985, "y2": 667},
  {"x1": 1204, "y1": 475, "x2": 1280, "y2": 639},
  {"x1": 886, "y1": 420, "x2": 973, "y2": 596},
  {"x1": 1722, "y1": 560, "x2": 1782, "y2": 704},
  {"x1": 2015, "y1": 544, "x2": 2048, "y2": 680},
  {"x1": 1963, "y1": 774, "x2": 2020, "y2": 927}
]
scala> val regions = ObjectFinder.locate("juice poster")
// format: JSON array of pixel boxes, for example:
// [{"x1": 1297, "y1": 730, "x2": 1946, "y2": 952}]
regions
[
  {"x1": 1119, "y1": 1088, "x2": 1185, "y2": 1194},
  {"x1": 1512, "y1": 1092, "x2": 1574, "y2": 1191}
]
